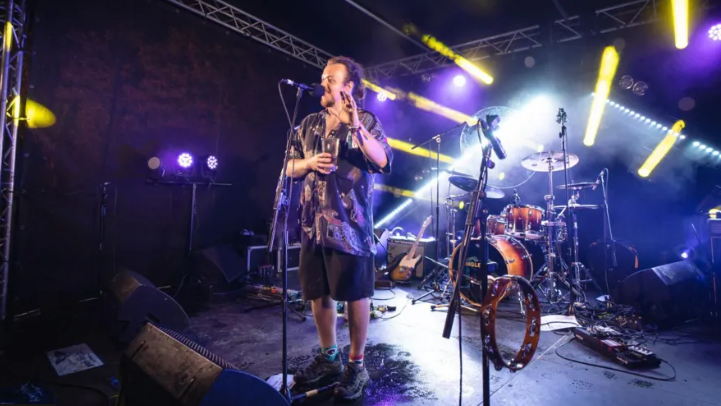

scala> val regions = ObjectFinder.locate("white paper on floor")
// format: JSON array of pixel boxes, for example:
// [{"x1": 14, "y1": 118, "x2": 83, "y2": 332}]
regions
[
  {"x1": 46, "y1": 343, "x2": 104, "y2": 376},
  {"x1": 540, "y1": 314, "x2": 579, "y2": 331},
  {"x1": 267, "y1": 373, "x2": 295, "y2": 392}
]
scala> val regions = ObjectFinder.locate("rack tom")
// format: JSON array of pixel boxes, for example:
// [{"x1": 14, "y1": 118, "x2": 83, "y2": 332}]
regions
[{"x1": 504, "y1": 204, "x2": 544, "y2": 240}]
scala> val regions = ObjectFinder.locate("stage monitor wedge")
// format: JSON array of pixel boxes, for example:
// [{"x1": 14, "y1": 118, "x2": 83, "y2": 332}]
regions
[{"x1": 119, "y1": 323, "x2": 289, "y2": 406}]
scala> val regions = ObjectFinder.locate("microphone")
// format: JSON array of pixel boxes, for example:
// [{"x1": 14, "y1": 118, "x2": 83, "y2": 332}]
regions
[
  {"x1": 281, "y1": 79, "x2": 325, "y2": 97},
  {"x1": 476, "y1": 115, "x2": 507, "y2": 160}
]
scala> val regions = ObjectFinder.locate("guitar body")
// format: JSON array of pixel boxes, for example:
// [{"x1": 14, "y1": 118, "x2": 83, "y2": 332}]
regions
[
  {"x1": 389, "y1": 254, "x2": 422, "y2": 282},
  {"x1": 388, "y1": 215, "x2": 433, "y2": 282}
]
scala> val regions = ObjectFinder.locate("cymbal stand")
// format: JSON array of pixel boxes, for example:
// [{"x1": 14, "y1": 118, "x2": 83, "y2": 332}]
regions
[{"x1": 558, "y1": 108, "x2": 581, "y2": 308}]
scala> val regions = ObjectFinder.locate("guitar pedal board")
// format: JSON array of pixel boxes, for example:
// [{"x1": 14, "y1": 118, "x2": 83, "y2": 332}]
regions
[{"x1": 572, "y1": 327, "x2": 661, "y2": 369}]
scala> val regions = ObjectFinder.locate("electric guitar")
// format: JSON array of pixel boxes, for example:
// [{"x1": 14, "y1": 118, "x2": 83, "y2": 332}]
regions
[{"x1": 389, "y1": 216, "x2": 432, "y2": 282}]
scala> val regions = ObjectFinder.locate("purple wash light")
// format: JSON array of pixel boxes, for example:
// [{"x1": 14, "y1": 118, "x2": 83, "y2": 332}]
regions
[
  {"x1": 453, "y1": 74, "x2": 466, "y2": 87},
  {"x1": 710, "y1": 24, "x2": 721, "y2": 41},
  {"x1": 177, "y1": 153, "x2": 193, "y2": 168},
  {"x1": 206, "y1": 155, "x2": 218, "y2": 170}
]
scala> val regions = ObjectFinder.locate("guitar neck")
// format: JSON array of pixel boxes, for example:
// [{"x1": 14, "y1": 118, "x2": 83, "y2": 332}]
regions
[{"x1": 408, "y1": 222, "x2": 430, "y2": 257}]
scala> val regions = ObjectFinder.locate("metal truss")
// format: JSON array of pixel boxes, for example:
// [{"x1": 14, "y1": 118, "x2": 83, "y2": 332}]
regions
[
  {"x1": 0, "y1": 0, "x2": 26, "y2": 321},
  {"x1": 164, "y1": 0, "x2": 334, "y2": 69},
  {"x1": 366, "y1": 0, "x2": 659, "y2": 80}
]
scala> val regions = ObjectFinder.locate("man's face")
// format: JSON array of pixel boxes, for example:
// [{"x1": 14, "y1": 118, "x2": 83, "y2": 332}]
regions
[{"x1": 320, "y1": 63, "x2": 353, "y2": 109}]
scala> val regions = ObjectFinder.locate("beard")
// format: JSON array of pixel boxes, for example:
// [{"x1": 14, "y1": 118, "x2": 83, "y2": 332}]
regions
[{"x1": 321, "y1": 93, "x2": 336, "y2": 108}]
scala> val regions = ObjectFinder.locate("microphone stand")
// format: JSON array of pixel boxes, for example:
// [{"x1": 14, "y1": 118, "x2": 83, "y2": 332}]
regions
[
  {"x1": 557, "y1": 109, "x2": 577, "y2": 311},
  {"x1": 268, "y1": 86, "x2": 304, "y2": 403},
  {"x1": 410, "y1": 123, "x2": 465, "y2": 291},
  {"x1": 599, "y1": 168, "x2": 618, "y2": 302},
  {"x1": 442, "y1": 120, "x2": 495, "y2": 406}
]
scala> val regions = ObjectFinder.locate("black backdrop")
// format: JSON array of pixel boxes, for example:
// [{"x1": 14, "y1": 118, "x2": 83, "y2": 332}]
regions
[{"x1": 14, "y1": 0, "x2": 322, "y2": 313}]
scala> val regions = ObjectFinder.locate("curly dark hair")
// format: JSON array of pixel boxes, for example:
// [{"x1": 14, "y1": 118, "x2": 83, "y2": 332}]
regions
[{"x1": 327, "y1": 56, "x2": 366, "y2": 102}]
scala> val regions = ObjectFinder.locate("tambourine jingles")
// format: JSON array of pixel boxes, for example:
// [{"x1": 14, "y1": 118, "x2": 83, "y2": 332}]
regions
[{"x1": 481, "y1": 275, "x2": 541, "y2": 372}]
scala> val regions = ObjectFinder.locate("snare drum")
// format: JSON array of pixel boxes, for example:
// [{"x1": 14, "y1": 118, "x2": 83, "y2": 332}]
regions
[{"x1": 504, "y1": 205, "x2": 544, "y2": 240}]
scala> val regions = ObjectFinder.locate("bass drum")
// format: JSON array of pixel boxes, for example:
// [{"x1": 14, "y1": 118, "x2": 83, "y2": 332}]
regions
[
  {"x1": 449, "y1": 235, "x2": 533, "y2": 307},
  {"x1": 587, "y1": 239, "x2": 639, "y2": 294}
]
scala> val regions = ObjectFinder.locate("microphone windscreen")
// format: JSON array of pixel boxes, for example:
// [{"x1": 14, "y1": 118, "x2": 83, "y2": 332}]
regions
[{"x1": 312, "y1": 83, "x2": 325, "y2": 97}]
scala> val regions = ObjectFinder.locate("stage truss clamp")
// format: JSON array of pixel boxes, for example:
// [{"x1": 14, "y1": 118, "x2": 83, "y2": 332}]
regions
[{"x1": 0, "y1": 0, "x2": 26, "y2": 322}]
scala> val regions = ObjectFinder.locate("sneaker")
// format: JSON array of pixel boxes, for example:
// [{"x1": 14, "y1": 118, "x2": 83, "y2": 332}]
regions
[
  {"x1": 293, "y1": 353, "x2": 344, "y2": 385},
  {"x1": 334, "y1": 362, "x2": 370, "y2": 401}
]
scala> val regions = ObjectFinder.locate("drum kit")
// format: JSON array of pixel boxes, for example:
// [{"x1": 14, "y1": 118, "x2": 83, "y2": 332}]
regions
[{"x1": 441, "y1": 149, "x2": 605, "y2": 309}]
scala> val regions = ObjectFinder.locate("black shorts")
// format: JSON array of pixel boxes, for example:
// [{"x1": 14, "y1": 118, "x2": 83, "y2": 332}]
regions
[{"x1": 298, "y1": 241, "x2": 375, "y2": 302}]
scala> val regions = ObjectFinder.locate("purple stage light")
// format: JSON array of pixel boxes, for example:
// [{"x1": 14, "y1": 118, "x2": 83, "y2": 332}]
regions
[
  {"x1": 178, "y1": 153, "x2": 193, "y2": 168},
  {"x1": 206, "y1": 155, "x2": 218, "y2": 170},
  {"x1": 709, "y1": 24, "x2": 721, "y2": 41},
  {"x1": 453, "y1": 74, "x2": 466, "y2": 87}
]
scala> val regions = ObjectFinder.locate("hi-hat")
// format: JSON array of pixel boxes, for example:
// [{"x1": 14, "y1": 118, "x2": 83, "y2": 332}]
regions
[
  {"x1": 557, "y1": 181, "x2": 598, "y2": 190},
  {"x1": 521, "y1": 151, "x2": 579, "y2": 172},
  {"x1": 448, "y1": 176, "x2": 505, "y2": 199}
]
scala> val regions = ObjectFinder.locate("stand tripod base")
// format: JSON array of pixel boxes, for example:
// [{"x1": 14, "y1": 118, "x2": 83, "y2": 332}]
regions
[{"x1": 431, "y1": 303, "x2": 479, "y2": 314}]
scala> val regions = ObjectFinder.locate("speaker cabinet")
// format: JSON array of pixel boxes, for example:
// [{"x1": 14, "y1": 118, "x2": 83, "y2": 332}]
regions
[
  {"x1": 119, "y1": 324, "x2": 288, "y2": 406},
  {"x1": 193, "y1": 245, "x2": 247, "y2": 300},
  {"x1": 105, "y1": 268, "x2": 190, "y2": 345},
  {"x1": 614, "y1": 260, "x2": 707, "y2": 326},
  {"x1": 387, "y1": 237, "x2": 437, "y2": 278}
]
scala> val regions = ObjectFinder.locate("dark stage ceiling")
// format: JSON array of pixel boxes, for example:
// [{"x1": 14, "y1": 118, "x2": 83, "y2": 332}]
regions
[{"x1": 235, "y1": 0, "x2": 646, "y2": 65}]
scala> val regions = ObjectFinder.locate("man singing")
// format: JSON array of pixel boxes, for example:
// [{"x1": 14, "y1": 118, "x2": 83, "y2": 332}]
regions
[{"x1": 286, "y1": 56, "x2": 393, "y2": 400}]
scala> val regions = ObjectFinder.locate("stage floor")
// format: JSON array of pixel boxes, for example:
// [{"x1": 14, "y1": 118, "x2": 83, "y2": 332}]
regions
[{"x1": 0, "y1": 283, "x2": 720, "y2": 406}]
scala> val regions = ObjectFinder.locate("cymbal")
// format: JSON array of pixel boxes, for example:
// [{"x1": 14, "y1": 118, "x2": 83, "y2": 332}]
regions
[
  {"x1": 448, "y1": 176, "x2": 505, "y2": 199},
  {"x1": 521, "y1": 151, "x2": 579, "y2": 172},
  {"x1": 555, "y1": 204, "x2": 601, "y2": 210},
  {"x1": 557, "y1": 181, "x2": 598, "y2": 190}
]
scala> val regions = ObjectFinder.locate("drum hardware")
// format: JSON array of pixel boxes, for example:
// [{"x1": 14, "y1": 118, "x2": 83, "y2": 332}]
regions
[
  {"x1": 412, "y1": 256, "x2": 451, "y2": 305},
  {"x1": 449, "y1": 175, "x2": 505, "y2": 199}
]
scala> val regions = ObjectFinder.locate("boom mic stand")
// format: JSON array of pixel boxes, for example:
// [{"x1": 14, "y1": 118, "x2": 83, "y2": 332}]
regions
[
  {"x1": 557, "y1": 109, "x2": 578, "y2": 310},
  {"x1": 268, "y1": 85, "x2": 305, "y2": 403},
  {"x1": 443, "y1": 116, "x2": 500, "y2": 406},
  {"x1": 410, "y1": 123, "x2": 466, "y2": 293}
]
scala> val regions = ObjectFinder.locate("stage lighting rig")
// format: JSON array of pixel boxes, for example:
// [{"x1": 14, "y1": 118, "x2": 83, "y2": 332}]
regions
[
  {"x1": 147, "y1": 156, "x2": 165, "y2": 180},
  {"x1": 200, "y1": 154, "x2": 219, "y2": 179},
  {"x1": 176, "y1": 152, "x2": 194, "y2": 177}
]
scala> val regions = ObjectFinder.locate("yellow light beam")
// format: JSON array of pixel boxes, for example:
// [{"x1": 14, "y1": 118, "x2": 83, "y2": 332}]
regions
[
  {"x1": 584, "y1": 46, "x2": 620, "y2": 147},
  {"x1": 420, "y1": 34, "x2": 494, "y2": 85},
  {"x1": 387, "y1": 138, "x2": 455, "y2": 163},
  {"x1": 638, "y1": 120, "x2": 685, "y2": 178},
  {"x1": 374, "y1": 183, "x2": 430, "y2": 200},
  {"x1": 362, "y1": 79, "x2": 397, "y2": 100},
  {"x1": 672, "y1": 0, "x2": 689, "y2": 49}
]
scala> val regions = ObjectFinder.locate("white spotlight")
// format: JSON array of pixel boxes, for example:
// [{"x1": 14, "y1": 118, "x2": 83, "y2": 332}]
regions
[
  {"x1": 634, "y1": 113, "x2": 640, "y2": 118},
  {"x1": 706, "y1": 147, "x2": 713, "y2": 152},
  {"x1": 663, "y1": 126, "x2": 668, "y2": 131},
  {"x1": 713, "y1": 151, "x2": 720, "y2": 156},
  {"x1": 679, "y1": 134, "x2": 686, "y2": 139},
  {"x1": 645, "y1": 118, "x2": 651, "y2": 123},
  {"x1": 693, "y1": 141, "x2": 700, "y2": 146},
  {"x1": 700, "y1": 144, "x2": 707, "y2": 149}
]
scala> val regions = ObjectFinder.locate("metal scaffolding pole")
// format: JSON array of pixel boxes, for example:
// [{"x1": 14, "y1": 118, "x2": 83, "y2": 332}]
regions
[{"x1": 0, "y1": 0, "x2": 26, "y2": 322}]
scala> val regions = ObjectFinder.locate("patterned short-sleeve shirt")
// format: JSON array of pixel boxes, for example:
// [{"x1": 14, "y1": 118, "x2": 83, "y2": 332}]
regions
[{"x1": 291, "y1": 109, "x2": 393, "y2": 257}]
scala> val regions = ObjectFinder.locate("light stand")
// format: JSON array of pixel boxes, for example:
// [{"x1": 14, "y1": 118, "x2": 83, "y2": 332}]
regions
[
  {"x1": 268, "y1": 85, "x2": 305, "y2": 403},
  {"x1": 443, "y1": 116, "x2": 499, "y2": 406}
]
